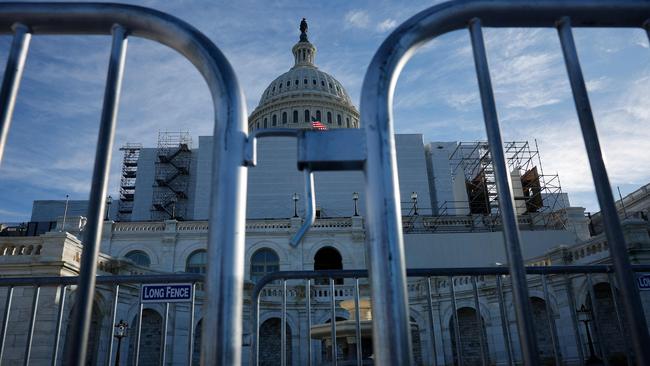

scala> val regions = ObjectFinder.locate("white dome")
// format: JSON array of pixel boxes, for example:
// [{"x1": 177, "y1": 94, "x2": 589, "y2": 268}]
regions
[{"x1": 249, "y1": 19, "x2": 359, "y2": 130}]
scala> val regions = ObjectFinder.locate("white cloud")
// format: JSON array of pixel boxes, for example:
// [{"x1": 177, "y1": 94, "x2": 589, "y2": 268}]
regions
[
  {"x1": 344, "y1": 10, "x2": 371, "y2": 29},
  {"x1": 376, "y1": 18, "x2": 397, "y2": 32}
]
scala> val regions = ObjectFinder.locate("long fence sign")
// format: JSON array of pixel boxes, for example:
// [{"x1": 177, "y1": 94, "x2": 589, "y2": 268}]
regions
[{"x1": 141, "y1": 283, "x2": 193, "y2": 302}]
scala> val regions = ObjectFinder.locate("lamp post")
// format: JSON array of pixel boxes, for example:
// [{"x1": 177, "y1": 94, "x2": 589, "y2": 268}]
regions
[
  {"x1": 352, "y1": 192, "x2": 359, "y2": 216},
  {"x1": 292, "y1": 192, "x2": 300, "y2": 218},
  {"x1": 411, "y1": 191, "x2": 418, "y2": 215},
  {"x1": 105, "y1": 195, "x2": 112, "y2": 221},
  {"x1": 113, "y1": 319, "x2": 128, "y2": 366},
  {"x1": 577, "y1": 304, "x2": 601, "y2": 365}
]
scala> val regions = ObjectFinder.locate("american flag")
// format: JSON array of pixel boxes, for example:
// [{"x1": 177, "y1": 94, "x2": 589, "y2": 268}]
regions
[{"x1": 311, "y1": 117, "x2": 327, "y2": 131}]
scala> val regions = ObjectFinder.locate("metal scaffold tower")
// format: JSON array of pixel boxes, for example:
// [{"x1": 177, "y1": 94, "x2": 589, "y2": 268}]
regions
[
  {"x1": 118, "y1": 143, "x2": 142, "y2": 221},
  {"x1": 450, "y1": 140, "x2": 566, "y2": 229},
  {"x1": 152, "y1": 131, "x2": 192, "y2": 221}
]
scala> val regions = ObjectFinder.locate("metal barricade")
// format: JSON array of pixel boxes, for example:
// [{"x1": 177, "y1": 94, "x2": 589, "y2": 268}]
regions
[
  {"x1": 0, "y1": 273, "x2": 202, "y2": 365},
  {"x1": 0, "y1": 3, "x2": 247, "y2": 365},
  {"x1": 251, "y1": 265, "x2": 650, "y2": 366},
  {"x1": 360, "y1": 1, "x2": 650, "y2": 365}
]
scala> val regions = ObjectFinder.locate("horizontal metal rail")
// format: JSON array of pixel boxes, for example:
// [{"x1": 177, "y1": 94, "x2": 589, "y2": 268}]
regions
[
  {"x1": 361, "y1": 1, "x2": 650, "y2": 365},
  {"x1": 251, "y1": 265, "x2": 650, "y2": 365},
  {"x1": 0, "y1": 3, "x2": 247, "y2": 365}
]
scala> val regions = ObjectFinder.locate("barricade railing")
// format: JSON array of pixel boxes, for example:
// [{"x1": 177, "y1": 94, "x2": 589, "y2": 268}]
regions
[
  {"x1": 0, "y1": 3, "x2": 247, "y2": 365},
  {"x1": 0, "y1": 273, "x2": 203, "y2": 365},
  {"x1": 251, "y1": 265, "x2": 650, "y2": 366},
  {"x1": 360, "y1": 1, "x2": 650, "y2": 364}
]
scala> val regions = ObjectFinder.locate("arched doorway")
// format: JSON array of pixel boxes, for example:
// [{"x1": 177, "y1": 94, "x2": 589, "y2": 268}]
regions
[
  {"x1": 193, "y1": 320, "x2": 201, "y2": 366},
  {"x1": 410, "y1": 316, "x2": 423, "y2": 366},
  {"x1": 586, "y1": 282, "x2": 629, "y2": 365},
  {"x1": 259, "y1": 318, "x2": 292, "y2": 366},
  {"x1": 63, "y1": 301, "x2": 103, "y2": 365},
  {"x1": 449, "y1": 307, "x2": 489, "y2": 366},
  {"x1": 314, "y1": 246, "x2": 342, "y2": 284},
  {"x1": 530, "y1": 297, "x2": 558, "y2": 364},
  {"x1": 128, "y1": 309, "x2": 162, "y2": 366}
]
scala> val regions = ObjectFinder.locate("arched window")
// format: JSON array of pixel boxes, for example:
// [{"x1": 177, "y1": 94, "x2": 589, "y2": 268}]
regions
[
  {"x1": 304, "y1": 78, "x2": 308, "y2": 84},
  {"x1": 337, "y1": 114, "x2": 342, "y2": 126},
  {"x1": 128, "y1": 309, "x2": 162, "y2": 365},
  {"x1": 450, "y1": 307, "x2": 489, "y2": 366},
  {"x1": 282, "y1": 112, "x2": 287, "y2": 124},
  {"x1": 250, "y1": 248, "x2": 280, "y2": 282},
  {"x1": 314, "y1": 247, "x2": 343, "y2": 284},
  {"x1": 256, "y1": 122, "x2": 260, "y2": 129},
  {"x1": 125, "y1": 250, "x2": 151, "y2": 267},
  {"x1": 313, "y1": 79, "x2": 317, "y2": 85},
  {"x1": 346, "y1": 117, "x2": 350, "y2": 128},
  {"x1": 304, "y1": 109, "x2": 310, "y2": 123},
  {"x1": 321, "y1": 80, "x2": 325, "y2": 87},
  {"x1": 295, "y1": 79, "x2": 299, "y2": 86},
  {"x1": 272, "y1": 114, "x2": 277, "y2": 126},
  {"x1": 186, "y1": 250, "x2": 207, "y2": 274},
  {"x1": 259, "y1": 318, "x2": 291, "y2": 366},
  {"x1": 327, "y1": 112, "x2": 332, "y2": 124},
  {"x1": 286, "y1": 81, "x2": 290, "y2": 87},
  {"x1": 293, "y1": 110, "x2": 298, "y2": 123},
  {"x1": 263, "y1": 118, "x2": 268, "y2": 128},
  {"x1": 315, "y1": 110, "x2": 321, "y2": 122}
]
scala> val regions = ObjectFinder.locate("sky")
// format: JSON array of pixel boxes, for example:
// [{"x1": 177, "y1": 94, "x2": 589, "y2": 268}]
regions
[{"x1": 0, "y1": 0, "x2": 648, "y2": 222}]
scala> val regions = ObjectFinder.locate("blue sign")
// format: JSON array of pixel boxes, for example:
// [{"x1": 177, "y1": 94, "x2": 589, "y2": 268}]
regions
[
  {"x1": 141, "y1": 283, "x2": 193, "y2": 303},
  {"x1": 637, "y1": 274, "x2": 650, "y2": 291}
]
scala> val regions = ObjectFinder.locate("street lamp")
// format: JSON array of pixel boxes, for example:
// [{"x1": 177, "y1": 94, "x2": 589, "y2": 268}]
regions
[
  {"x1": 411, "y1": 191, "x2": 418, "y2": 215},
  {"x1": 113, "y1": 319, "x2": 128, "y2": 366},
  {"x1": 105, "y1": 195, "x2": 112, "y2": 221},
  {"x1": 577, "y1": 304, "x2": 601, "y2": 365},
  {"x1": 352, "y1": 192, "x2": 359, "y2": 216},
  {"x1": 292, "y1": 193, "x2": 300, "y2": 218}
]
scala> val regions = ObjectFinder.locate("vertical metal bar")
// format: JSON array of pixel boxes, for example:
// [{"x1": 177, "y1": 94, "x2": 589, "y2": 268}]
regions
[
  {"x1": 52, "y1": 285, "x2": 67, "y2": 366},
  {"x1": 106, "y1": 284, "x2": 119, "y2": 366},
  {"x1": 607, "y1": 272, "x2": 634, "y2": 365},
  {"x1": 67, "y1": 25, "x2": 128, "y2": 366},
  {"x1": 0, "y1": 23, "x2": 31, "y2": 166},
  {"x1": 330, "y1": 278, "x2": 337, "y2": 366},
  {"x1": 496, "y1": 276, "x2": 514, "y2": 366},
  {"x1": 134, "y1": 299, "x2": 143, "y2": 366},
  {"x1": 449, "y1": 276, "x2": 463, "y2": 366},
  {"x1": 471, "y1": 277, "x2": 487, "y2": 366},
  {"x1": 162, "y1": 302, "x2": 169, "y2": 366},
  {"x1": 251, "y1": 293, "x2": 261, "y2": 366},
  {"x1": 586, "y1": 274, "x2": 608, "y2": 365},
  {"x1": 468, "y1": 18, "x2": 539, "y2": 366},
  {"x1": 188, "y1": 283, "x2": 196, "y2": 366},
  {"x1": 435, "y1": 280, "x2": 448, "y2": 366},
  {"x1": 0, "y1": 286, "x2": 14, "y2": 362},
  {"x1": 541, "y1": 275, "x2": 561, "y2": 365},
  {"x1": 563, "y1": 274, "x2": 585, "y2": 365},
  {"x1": 306, "y1": 279, "x2": 312, "y2": 366},
  {"x1": 425, "y1": 278, "x2": 438, "y2": 366},
  {"x1": 281, "y1": 280, "x2": 287, "y2": 366},
  {"x1": 354, "y1": 278, "x2": 362, "y2": 366},
  {"x1": 24, "y1": 286, "x2": 40, "y2": 366},
  {"x1": 557, "y1": 17, "x2": 650, "y2": 365}
]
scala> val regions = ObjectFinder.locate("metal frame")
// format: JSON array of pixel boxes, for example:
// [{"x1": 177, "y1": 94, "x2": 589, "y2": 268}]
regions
[
  {"x1": 0, "y1": 3, "x2": 247, "y2": 365},
  {"x1": 250, "y1": 265, "x2": 650, "y2": 365},
  {"x1": 360, "y1": 1, "x2": 650, "y2": 364}
]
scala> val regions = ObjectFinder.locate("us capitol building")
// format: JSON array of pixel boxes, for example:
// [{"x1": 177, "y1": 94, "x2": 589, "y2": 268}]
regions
[{"x1": 0, "y1": 20, "x2": 649, "y2": 366}]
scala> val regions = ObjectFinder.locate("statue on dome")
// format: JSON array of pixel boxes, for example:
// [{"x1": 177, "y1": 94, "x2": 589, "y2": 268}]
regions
[{"x1": 300, "y1": 18, "x2": 308, "y2": 34}]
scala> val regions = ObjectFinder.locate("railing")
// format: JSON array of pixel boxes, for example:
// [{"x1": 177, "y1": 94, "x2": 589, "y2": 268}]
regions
[
  {"x1": 0, "y1": 273, "x2": 202, "y2": 365},
  {"x1": 0, "y1": 3, "x2": 247, "y2": 365},
  {"x1": 360, "y1": 1, "x2": 650, "y2": 364},
  {"x1": 251, "y1": 266, "x2": 650, "y2": 366}
]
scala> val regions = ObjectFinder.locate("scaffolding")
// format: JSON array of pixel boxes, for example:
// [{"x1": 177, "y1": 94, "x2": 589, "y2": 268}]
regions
[
  {"x1": 449, "y1": 140, "x2": 566, "y2": 229},
  {"x1": 152, "y1": 131, "x2": 192, "y2": 221},
  {"x1": 118, "y1": 143, "x2": 142, "y2": 221}
]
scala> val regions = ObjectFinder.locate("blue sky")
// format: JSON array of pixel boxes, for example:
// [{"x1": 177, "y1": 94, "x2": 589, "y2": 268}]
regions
[{"x1": 0, "y1": 0, "x2": 649, "y2": 222}]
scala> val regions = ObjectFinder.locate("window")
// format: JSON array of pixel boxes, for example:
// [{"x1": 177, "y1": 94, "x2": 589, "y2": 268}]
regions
[
  {"x1": 304, "y1": 109, "x2": 310, "y2": 123},
  {"x1": 278, "y1": 83, "x2": 282, "y2": 89},
  {"x1": 295, "y1": 80, "x2": 299, "y2": 85},
  {"x1": 346, "y1": 117, "x2": 350, "y2": 128},
  {"x1": 315, "y1": 110, "x2": 321, "y2": 122},
  {"x1": 264, "y1": 118, "x2": 268, "y2": 128},
  {"x1": 293, "y1": 110, "x2": 298, "y2": 123},
  {"x1": 186, "y1": 249, "x2": 207, "y2": 274},
  {"x1": 327, "y1": 112, "x2": 332, "y2": 124},
  {"x1": 313, "y1": 79, "x2": 317, "y2": 85},
  {"x1": 125, "y1": 250, "x2": 150, "y2": 267},
  {"x1": 337, "y1": 114, "x2": 342, "y2": 126},
  {"x1": 321, "y1": 80, "x2": 325, "y2": 87},
  {"x1": 304, "y1": 78, "x2": 308, "y2": 84},
  {"x1": 328, "y1": 83, "x2": 332, "y2": 89},
  {"x1": 286, "y1": 81, "x2": 290, "y2": 87},
  {"x1": 256, "y1": 122, "x2": 260, "y2": 129},
  {"x1": 272, "y1": 85, "x2": 275, "y2": 92},
  {"x1": 314, "y1": 247, "x2": 343, "y2": 284},
  {"x1": 272, "y1": 115, "x2": 277, "y2": 126},
  {"x1": 250, "y1": 248, "x2": 280, "y2": 282},
  {"x1": 282, "y1": 112, "x2": 287, "y2": 124}
]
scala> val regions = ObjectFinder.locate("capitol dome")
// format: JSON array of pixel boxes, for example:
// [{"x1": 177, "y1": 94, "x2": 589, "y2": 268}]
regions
[{"x1": 249, "y1": 19, "x2": 359, "y2": 130}]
